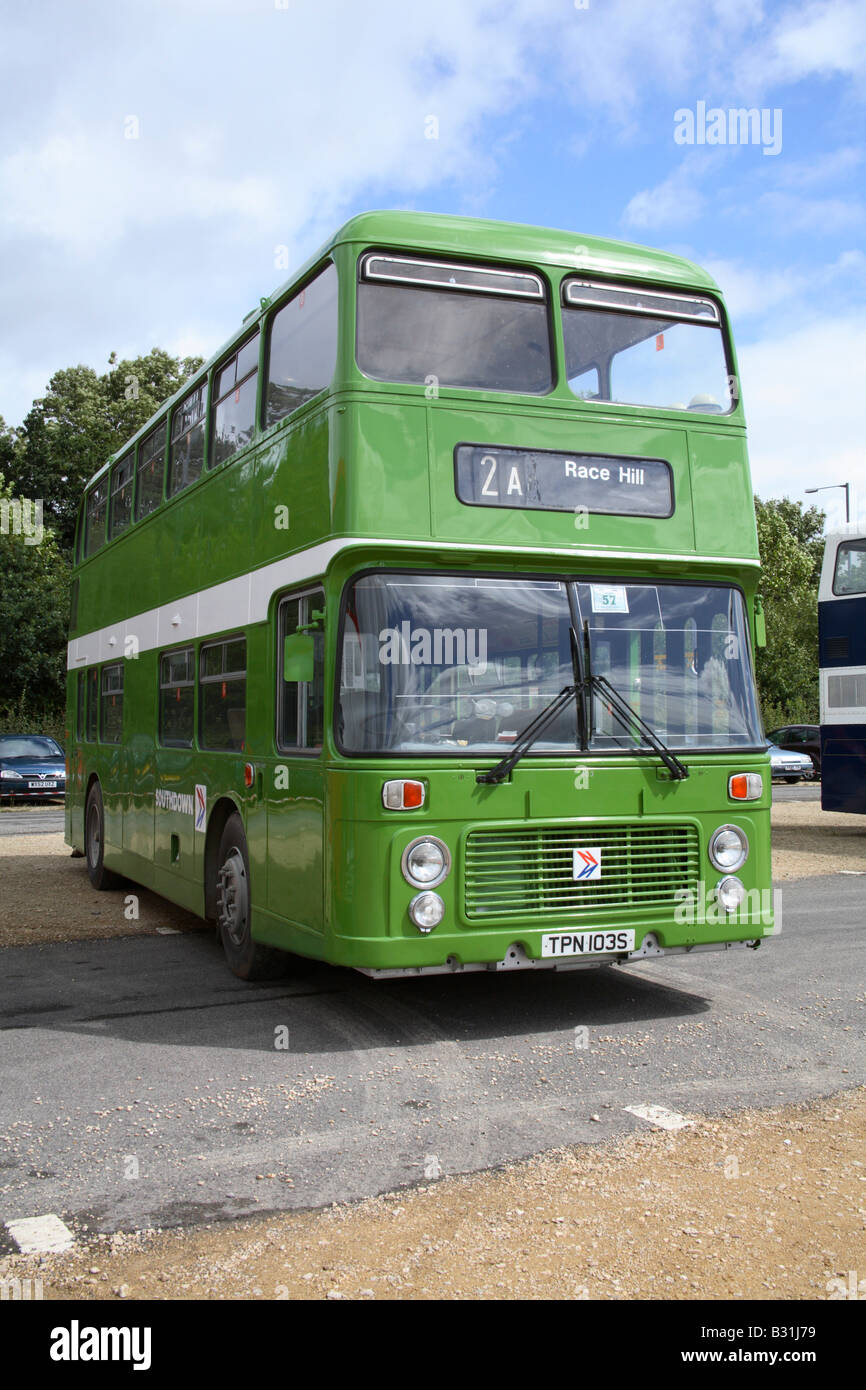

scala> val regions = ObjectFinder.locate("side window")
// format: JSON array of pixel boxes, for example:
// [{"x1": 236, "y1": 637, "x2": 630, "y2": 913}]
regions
[
  {"x1": 84, "y1": 479, "x2": 108, "y2": 557},
  {"x1": 168, "y1": 383, "x2": 206, "y2": 497},
  {"x1": 278, "y1": 589, "x2": 325, "y2": 750},
  {"x1": 200, "y1": 637, "x2": 246, "y2": 751},
  {"x1": 76, "y1": 671, "x2": 86, "y2": 741},
  {"x1": 265, "y1": 262, "x2": 338, "y2": 428},
  {"x1": 159, "y1": 647, "x2": 195, "y2": 748},
  {"x1": 100, "y1": 664, "x2": 124, "y2": 744},
  {"x1": 136, "y1": 422, "x2": 166, "y2": 520},
  {"x1": 211, "y1": 332, "x2": 259, "y2": 468},
  {"x1": 86, "y1": 668, "x2": 99, "y2": 742},
  {"x1": 109, "y1": 450, "x2": 135, "y2": 538}
]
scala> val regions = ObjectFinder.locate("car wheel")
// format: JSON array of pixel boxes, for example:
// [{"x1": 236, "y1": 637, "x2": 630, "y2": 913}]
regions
[
  {"x1": 215, "y1": 813, "x2": 287, "y2": 981},
  {"x1": 85, "y1": 782, "x2": 123, "y2": 890}
]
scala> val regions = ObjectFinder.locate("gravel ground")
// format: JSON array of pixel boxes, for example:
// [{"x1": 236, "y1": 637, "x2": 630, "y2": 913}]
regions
[
  {"x1": 0, "y1": 834, "x2": 202, "y2": 948},
  {"x1": 3, "y1": 1087, "x2": 863, "y2": 1301},
  {"x1": 771, "y1": 801, "x2": 866, "y2": 879}
]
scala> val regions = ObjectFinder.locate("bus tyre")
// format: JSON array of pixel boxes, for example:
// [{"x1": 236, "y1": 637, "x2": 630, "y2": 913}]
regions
[
  {"x1": 216, "y1": 814, "x2": 286, "y2": 981},
  {"x1": 85, "y1": 783, "x2": 122, "y2": 891}
]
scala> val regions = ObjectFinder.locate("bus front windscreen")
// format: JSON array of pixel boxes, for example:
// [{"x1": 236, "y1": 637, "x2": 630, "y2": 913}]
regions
[{"x1": 337, "y1": 573, "x2": 764, "y2": 755}]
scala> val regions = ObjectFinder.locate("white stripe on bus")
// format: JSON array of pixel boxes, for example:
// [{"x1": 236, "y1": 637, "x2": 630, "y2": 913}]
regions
[{"x1": 68, "y1": 535, "x2": 761, "y2": 668}]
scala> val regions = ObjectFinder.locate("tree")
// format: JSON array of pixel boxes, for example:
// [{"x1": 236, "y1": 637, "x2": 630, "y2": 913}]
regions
[
  {"x1": 0, "y1": 472, "x2": 71, "y2": 714},
  {"x1": 7, "y1": 350, "x2": 202, "y2": 553},
  {"x1": 754, "y1": 496, "x2": 825, "y2": 724}
]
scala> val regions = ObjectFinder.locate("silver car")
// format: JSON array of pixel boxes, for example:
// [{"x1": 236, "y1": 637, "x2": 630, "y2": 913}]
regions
[{"x1": 766, "y1": 741, "x2": 814, "y2": 784}]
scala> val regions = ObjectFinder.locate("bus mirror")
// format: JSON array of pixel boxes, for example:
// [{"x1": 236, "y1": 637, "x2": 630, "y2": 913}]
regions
[
  {"x1": 754, "y1": 596, "x2": 767, "y2": 648},
  {"x1": 283, "y1": 633, "x2": 315, "y2": 683}
]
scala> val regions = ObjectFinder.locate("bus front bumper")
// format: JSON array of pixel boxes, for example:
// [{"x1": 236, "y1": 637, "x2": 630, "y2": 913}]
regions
[{"x1": 354, "y1": 933, "x2": 764, "y2": 978}]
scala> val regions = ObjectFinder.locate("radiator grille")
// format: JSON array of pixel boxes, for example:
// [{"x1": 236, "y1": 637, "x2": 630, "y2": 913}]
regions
[{"x1": 464, "y1": 822, "x2": 700, "y2": 921}]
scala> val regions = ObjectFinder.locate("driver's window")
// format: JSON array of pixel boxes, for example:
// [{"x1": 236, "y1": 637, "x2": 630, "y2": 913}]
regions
[{"x1": 278, "y1": 588, "x2": 325, "y2": 751}]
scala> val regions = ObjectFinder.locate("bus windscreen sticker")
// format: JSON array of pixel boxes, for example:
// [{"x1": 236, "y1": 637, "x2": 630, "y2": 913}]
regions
[
  {"x1": 590, "y1": 584, "x2": 628, "y2": 614},
  {"x1": 454, "y1": 445, "x2": 673, "y2": 518}
]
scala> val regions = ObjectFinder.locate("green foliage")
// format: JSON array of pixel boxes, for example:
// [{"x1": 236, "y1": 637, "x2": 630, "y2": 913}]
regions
[
  {"x1": 0, "y1": 473, "x2": 71, "y2": 717},
  {"x1": 5, "y1": 349, "x2": 202, "y2": 553},
  {"x1": 0, "y1": 693, "x2": 65, "y2": 744},
  {"x1": 754, "y1": 496, "x2": 825, "y2": 725}
]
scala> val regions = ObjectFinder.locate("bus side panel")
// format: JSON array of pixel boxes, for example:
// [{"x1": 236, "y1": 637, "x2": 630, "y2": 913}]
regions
[{"x1": 821, "y1": 723, "x2": 866, "y2": 813}]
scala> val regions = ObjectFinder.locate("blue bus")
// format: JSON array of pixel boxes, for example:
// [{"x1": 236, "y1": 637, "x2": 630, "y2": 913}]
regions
[{"x1": 818, "y1": 530, "x2": 866, "y2": 813}]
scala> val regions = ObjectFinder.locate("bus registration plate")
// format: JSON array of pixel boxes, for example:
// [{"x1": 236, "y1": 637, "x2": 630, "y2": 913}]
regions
[{"x1": 541, "y1": 929, "x2": 635, "y2": 958}]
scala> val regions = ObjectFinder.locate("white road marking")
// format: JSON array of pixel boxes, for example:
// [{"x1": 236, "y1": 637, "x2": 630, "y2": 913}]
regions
[
  {"x1": 624, "y1": 1103, "x2": 695, "y2": 1132},
  {"x1": 155, "y1": 927, "x2": 181, "y2": 935},
  {"x1": 7, "y1": 1213, "x2": 74, "y2": 1254}
]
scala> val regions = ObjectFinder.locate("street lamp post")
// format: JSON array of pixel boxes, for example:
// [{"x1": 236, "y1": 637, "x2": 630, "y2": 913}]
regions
[{"x1": 805, "y1": 483, "x2": 851, "y2": 524}]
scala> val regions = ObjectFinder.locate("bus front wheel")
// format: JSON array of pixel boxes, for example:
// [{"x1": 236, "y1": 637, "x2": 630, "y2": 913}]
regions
[
  {"x1": 216, "y1": 814, "x2": 287, "y2": 981},
  {"x1": 85, "y1": 782, "x2": 122, "y2": 891}
]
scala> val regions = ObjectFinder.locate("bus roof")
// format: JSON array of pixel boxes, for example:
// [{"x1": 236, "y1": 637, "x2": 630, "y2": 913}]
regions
[{"x1": 84, "y1": 210, "x2": 724, "y2": 491}]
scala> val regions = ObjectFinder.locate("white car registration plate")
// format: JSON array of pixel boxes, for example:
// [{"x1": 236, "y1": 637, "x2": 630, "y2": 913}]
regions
[
  {"x1": 541, "y1": 929, "x2": 635, "y2": 958},
  {"x1": 29, "y1": 780, "x2": 57, "y2": 788}
]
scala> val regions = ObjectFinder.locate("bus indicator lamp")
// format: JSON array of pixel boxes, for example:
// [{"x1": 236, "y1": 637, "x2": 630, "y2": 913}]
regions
[
  {"x1": 244, "y1": 763, "x2": 255, "y2": 788},
  {"x1": 715, "y1": 876, "x2": 746, "y2": 914},
  {"x1": 382, "y1": 779, "x2": 425, "y2": 810},
  {"x1": 408, "y1": 892, "x2": 445, "y2": 932},
  {"x1": 728, "y1": 773, "x2": 762, "y2": 801}
]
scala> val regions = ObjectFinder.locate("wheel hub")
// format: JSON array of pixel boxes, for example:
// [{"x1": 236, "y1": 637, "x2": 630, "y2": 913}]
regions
[{"x1": 217, "y1": 848, "x2": 248, "y2": 947}]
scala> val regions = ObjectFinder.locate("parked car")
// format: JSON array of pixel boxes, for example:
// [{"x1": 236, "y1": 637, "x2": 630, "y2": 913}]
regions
[
  {"x1": 766, "y1": 740, "x2": 814, "y2": 784},
  {"x1": 766, "y1": 723, "x2": 821, "y2": 776},
  {"x1": 0, "y1": 735, "x2": 66, "y2": 800}
]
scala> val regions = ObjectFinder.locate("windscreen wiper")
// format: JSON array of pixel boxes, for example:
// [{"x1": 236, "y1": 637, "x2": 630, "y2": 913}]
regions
[
  {"x1": 586, "y1": 670, "x2": 689, "y2": 781},
  {"x1": 475, "y1": 685, "x2": 578, "y2": 784}
]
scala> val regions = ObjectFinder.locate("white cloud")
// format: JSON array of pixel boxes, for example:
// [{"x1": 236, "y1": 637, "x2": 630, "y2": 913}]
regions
[
  {"x1": 622, "y1": 163, "x2": 706, "y2": 229},
  {"x1": 704, "y1": 248, "x2": 866, "y2": 317},
  {"x1": 767, "y1": 0, "x2": 866, "y2": 81},
  {"x1": 756, "y1": 190, "x2": 864, "y2": 233},
  {"x1": 739, "y1": 316, "x2": 866, "y2": 524}
]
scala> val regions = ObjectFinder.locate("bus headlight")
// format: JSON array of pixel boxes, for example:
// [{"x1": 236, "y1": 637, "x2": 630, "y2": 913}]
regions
[
  {"x1": 708, "y1": 824, "x2": 749, "y2": 872},
  {"x1": 402, "y1": 836, "x2": 451, "y2": 888},
  {"x1": 715, "y1": 876, "x2": 746, "y2": 914},
  {"x1": 408, "y1": 892, "x2": 445, "y2": 933}
]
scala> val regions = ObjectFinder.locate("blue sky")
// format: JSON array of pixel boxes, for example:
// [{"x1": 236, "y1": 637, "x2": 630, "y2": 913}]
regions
[{"x1": 1, "y1": 0, "x2": 864, "y2": 526}]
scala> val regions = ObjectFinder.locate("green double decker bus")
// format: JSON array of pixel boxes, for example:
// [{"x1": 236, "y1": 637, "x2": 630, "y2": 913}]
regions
[{"x1": 66, "y1": 211, "x2": 773, "y2": 980}]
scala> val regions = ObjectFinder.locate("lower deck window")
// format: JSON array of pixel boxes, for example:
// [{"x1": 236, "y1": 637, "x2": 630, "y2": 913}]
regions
[
  {"x1": 100, "y1": 664, "x2": 124, "y2": 743},
  {"x1": 200, "y1": 637, "x2": 246, "y2": 751}
]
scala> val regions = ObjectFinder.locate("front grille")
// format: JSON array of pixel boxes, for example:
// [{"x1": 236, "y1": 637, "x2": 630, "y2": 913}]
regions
[{"x1": 464, "y1": 822, "x2": 700, "y2": 921}]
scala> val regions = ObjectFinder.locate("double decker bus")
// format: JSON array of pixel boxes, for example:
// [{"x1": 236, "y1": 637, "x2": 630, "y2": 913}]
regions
[
  {"x1": 66, "y1": 211, "x2": 773, "y2": 980},
  {"x1": 818, "y1": 530, "x2": 866, "y2": 813}
]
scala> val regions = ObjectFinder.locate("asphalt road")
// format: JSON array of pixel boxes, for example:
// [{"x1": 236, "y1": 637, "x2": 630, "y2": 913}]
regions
[
  {"x1": 0, "y1": 807, "x2": 65, "y2": 836},
  {"x1": 0, "y1": 870, "x2": 862, "y2": 1244}
]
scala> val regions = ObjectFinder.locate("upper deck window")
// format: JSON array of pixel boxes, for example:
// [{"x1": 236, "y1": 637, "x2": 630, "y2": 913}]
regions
[
  {"x1": 211, "y1": 332, "x2": 259, "y2": 467},
  {"x1": 108, "y1": 450, "x2": 134, "y2": 538},
  {"x1": 135, "y1": 422, "x2": 166, "y2": 520},
  {"x1": 833, "y1": 539, "x2": 866, "y2": 596},
  {"x1": 562, "y1": 278, "x2": 733, "y2": 414},
  {"x1": 265, "y1": 262, "x2": 338, "y2": 428},
  {"x1": 357, "y1": 252, "x2": 553, "y2": 396},
  {"x1": 168, "y1": 383, "x2": 206, "y2": 497},
  {"x1": 84, "y1": 478, "x2": 107, "y2": 558}
]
